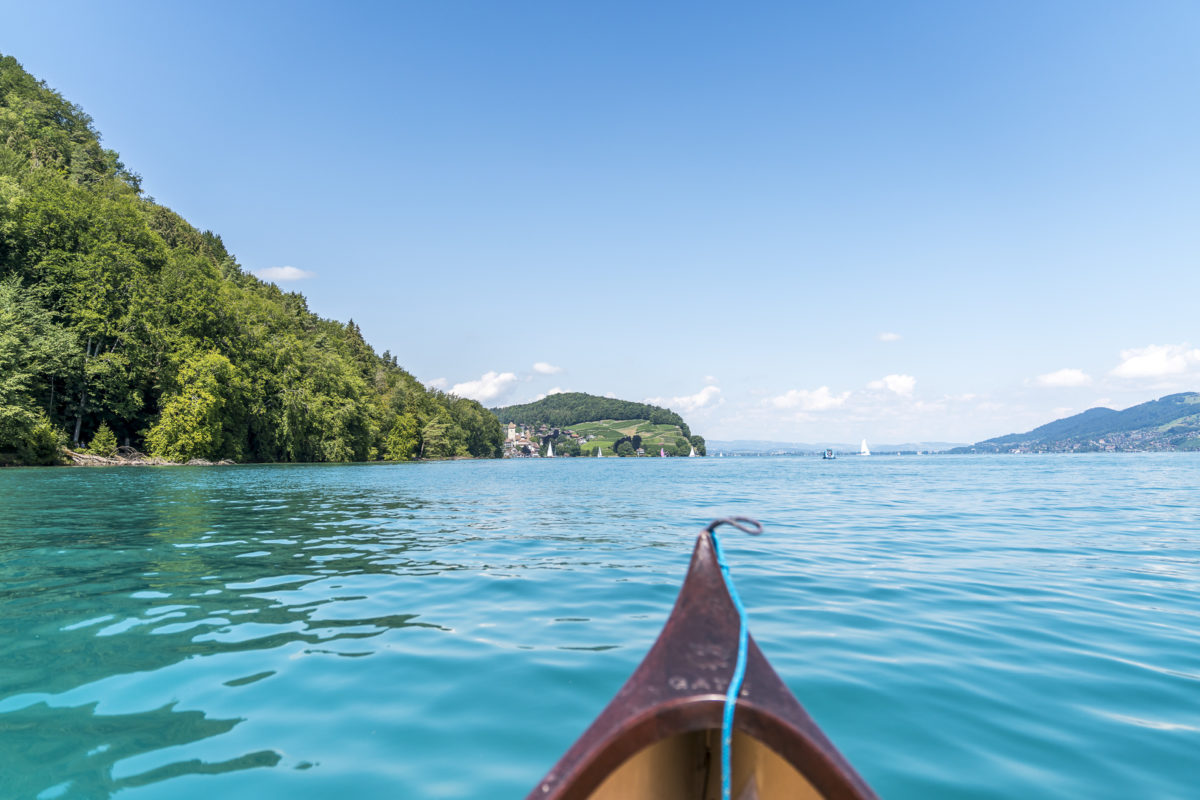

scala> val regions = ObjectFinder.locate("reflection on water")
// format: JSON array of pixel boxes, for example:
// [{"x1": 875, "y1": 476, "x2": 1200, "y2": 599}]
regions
[
  {"x1": 0, "y1": 465, "x2": 457, "y2": 798},
  {"x1": 1, "y1": 457, "x2": 1199, "y2": 799},
  {"x1": 0, "y1": 700, "x2": 275, "y2": 798}
]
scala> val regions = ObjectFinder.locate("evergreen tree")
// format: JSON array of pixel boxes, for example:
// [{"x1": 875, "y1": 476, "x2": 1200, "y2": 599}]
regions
[{"x1": 86, "y1": 421, "x2": 118, "y2": 457}]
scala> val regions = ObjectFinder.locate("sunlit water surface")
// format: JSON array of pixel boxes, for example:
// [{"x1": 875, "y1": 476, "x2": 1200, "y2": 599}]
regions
[{"x1": 1, "y1": 456, "x2": 1198, "y2": 798}]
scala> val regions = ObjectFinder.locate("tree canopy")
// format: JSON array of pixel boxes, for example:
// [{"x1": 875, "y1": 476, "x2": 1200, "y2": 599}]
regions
[{"x1": 0, "y1": 54, "x2": 502, "y2": 465}]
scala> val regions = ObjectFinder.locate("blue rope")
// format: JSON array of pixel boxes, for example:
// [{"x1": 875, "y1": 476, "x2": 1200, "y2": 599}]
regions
[{"x1": 704, "y1": 517, "x2": 763, "y2": 800}]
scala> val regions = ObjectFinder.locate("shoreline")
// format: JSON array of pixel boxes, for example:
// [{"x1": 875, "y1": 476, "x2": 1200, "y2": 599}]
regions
[
  {"x1": 62, "y1": 448, "x2": 237, "y2": 467},
  {"x1": 49, "y1": 449, "x2": 490, "y2": 468}
]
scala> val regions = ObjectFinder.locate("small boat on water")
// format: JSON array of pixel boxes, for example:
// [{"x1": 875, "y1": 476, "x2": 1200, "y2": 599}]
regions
[
  {"x1": 689, "y1": 445, "x2": 697, "y2": 457},
  {"x1": 527, "y1": 522, "x2": 877, "y2": 800},
  {"x1": 858, "y1": 439, "x2": 870, "y2": 456},
  {"x1": 596, "y1": 446, "x2": 604, "y2": 458},
  {"x1": 822, "y1": 449, "x2": 836, "y2": 460}
]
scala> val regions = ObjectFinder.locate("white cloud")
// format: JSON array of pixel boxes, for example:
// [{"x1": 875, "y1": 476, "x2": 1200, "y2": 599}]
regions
[
  {"x1": 1110, "y1": 344, "x2": 1200, "y2": 379},
  {"x1": 878, "y1": 332, "x2": 901, "y2": 342},
  {"x1": 1034, "y1": 368, "x2": 1092, "y2": 388},
  {"x1": 428, "y1": 377, "x2": 448, "y2": 389},
  {"x1": 449, "y1": 371, "x2": 519, "y2": 403},
  {"x1": 767, "y1": 386, "x2": 849, "y2": 411},
  {"x1": 532, "y1": 361, "x2": 563, "y2": 375},
  {"x1": 254, "y1": 265, "x2": 315, "y2": 282},
  {"x1": 704, "y1": 375, "x2": 718, "y2": 384},
  {"x1": 867, "y1": 374, "x2": 916, "y2": 396},
  {"x1": 603, "y1": 392, "x2": 618, "y2": 399},
  {"x1": 531, "y1": 387, "x2": 568, "y2": 402},
  {"x1": 646, "y1": 385, "x2": 723, "y2": 413}
]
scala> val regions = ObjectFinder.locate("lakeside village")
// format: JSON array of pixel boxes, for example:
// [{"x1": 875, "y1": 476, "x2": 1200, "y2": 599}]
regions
[{"x1": 502, "y1": 423, "x2": 697, "y2": 458}]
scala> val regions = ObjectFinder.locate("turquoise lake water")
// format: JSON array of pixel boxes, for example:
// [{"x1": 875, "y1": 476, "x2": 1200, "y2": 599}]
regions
[{"x1": 1, "y1": 455, "x2": 1198, "y2": 798}]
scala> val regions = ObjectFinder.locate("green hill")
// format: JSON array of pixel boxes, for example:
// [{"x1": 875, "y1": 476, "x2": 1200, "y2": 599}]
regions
[
  {"x1": 492, "y1": 392, "x2": 706, "y2": 456},
  {"x1": 0, "y1": 54, "x2": 502, "y2": 464},
  {"x1": 952, "y1": 392, "x2": 1200, "y2": 453},
  {"x1": 492, "y1": 392, "x2": 689, "y2": 433}
]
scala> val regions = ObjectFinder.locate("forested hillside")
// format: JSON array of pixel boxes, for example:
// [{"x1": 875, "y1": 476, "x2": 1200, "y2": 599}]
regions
[
  {"x1": 0, "y1": 54, "x2": 502, "y2": 465},
  {"x1": 492, "y1": 392, "x2": 691, "y2": 436},
  {"x1": 952, "y1": 392, "x2": 1200, "y2": 453}
]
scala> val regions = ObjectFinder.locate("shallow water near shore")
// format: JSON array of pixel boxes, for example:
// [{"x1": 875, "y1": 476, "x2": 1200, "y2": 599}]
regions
[{"x1": 1, "y1": 455, "x2": 1198, "y2": 799}]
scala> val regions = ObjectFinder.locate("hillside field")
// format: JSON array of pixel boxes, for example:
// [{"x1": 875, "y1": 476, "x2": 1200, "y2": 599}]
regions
[{"x1": 569, "y1": 419, "x2": 694, "y2": 455}]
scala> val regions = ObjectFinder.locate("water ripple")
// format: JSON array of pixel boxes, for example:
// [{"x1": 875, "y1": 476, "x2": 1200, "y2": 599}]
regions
[{"x1": 0, "y1": 456, "x2": 1198, "y2": 798}]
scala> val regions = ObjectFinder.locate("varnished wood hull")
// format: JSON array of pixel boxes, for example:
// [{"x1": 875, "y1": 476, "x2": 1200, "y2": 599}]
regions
[{"x1": 528, "y1": 529, "x2": 877, "y2": 800}]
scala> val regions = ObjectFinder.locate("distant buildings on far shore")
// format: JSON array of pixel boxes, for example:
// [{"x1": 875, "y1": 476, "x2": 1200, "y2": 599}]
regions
[{"x1": 502, "y1": 422, "x2": 596, "y2": 458}]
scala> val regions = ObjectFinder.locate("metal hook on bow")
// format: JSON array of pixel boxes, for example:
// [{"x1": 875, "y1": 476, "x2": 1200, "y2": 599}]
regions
[{"x1": 703, "y1": 516, "x2": 763, "y2": 536}]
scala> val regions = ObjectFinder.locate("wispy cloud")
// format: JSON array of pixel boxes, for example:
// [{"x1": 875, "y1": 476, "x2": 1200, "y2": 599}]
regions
[
  {"x1": 449, "y1": 371, "x2": 519, "y2": 403},
  {"x1": 1034, "y1": 368, "x2": 1092, "y2": 387},
  {"x1": 878, "y1": 332, "x2": 901, "y2": 342},
  {"x1": 767, "y1": 386, "x2": 849, "y2": 411},
  {"x1": 646, "y1": 385, "x2": 723, "y2": 413},
  {"x1": 867, "y1": 374, "x2": 916, "y2": 396},
  {"x1": 1110, "y1": 344, "x2": 1200, "y2": 379},
  {"x1": 532, "y1": 361, "x2": 563, "y2": 375},
  {"x1": 254, "y1": 265, "x2": 315, "y2": 282},
  {"x1": 428, "y1": 377, "x2": 448, "y2": 389}
]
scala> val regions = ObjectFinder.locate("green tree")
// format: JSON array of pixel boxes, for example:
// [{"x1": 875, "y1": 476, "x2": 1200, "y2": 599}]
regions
[
  {"x1": 617, "y1": 441, "x2": 635, "y2": 457},
  {"x1": 385, "y1": 412, "x2": 420, "y2": 461},
  {"x1": 0, "y1": 277, "x2": 74, "y2": 463},
  {"x1": 18, "y1": 412, "x2": 66, "y2": 464},
  {"x1": 146, "y1": 351, "x2": 246, "y2": 461},
  {"x1": 420, "y1": 411, "x2": 453, "y2": 459},
  {"x1": 87, "y1": 421, "x2": 118, "y2": 456}
]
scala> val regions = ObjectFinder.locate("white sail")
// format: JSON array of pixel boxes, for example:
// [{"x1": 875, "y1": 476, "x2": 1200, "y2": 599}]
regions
[
  {"x1": 688, "y1": 445, "x2": 697, "y2": 457},
  {"x1": 859, "y1": 438, "x2": 870, "y2": 456},
  {"x1": 547, "y1": 441, "x2": 555, "y2": 458},
  {"x1": 596, "y1": 446, "x2": 603, "y2": 458}
]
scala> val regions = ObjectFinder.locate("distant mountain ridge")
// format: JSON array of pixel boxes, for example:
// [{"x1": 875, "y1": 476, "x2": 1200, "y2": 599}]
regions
[{"x1": 952, "y1": 392, "x2": 1200, "y2": 453}]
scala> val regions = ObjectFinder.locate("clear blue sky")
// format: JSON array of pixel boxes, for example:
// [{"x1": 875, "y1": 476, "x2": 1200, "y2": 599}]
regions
[{"x1": 7, "y1": 1, "x2": 1199, "y2": 443}]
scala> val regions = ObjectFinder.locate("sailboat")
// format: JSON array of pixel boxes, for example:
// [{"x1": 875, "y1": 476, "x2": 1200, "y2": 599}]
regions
[
  {"x1": 596, "y1": 446, "x2": 603, "y2": 458},
  {"x1": 859, "y1": 438, "x2": 870, "y2": 456},
  {"x1": 660, "y1": 447, "x2": 666, "y2": 458},
  {"x1": 688, "y1": 445, "x2": 697, "y2": 457},
  {"x1": 547, "y1": 440, "x2": 555, "y2": 458}
]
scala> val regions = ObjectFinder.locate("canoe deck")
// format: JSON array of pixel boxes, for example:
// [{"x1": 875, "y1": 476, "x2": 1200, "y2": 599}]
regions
[{"x1": 528, "y1": 528, "x2": 877, "y2": 800}]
